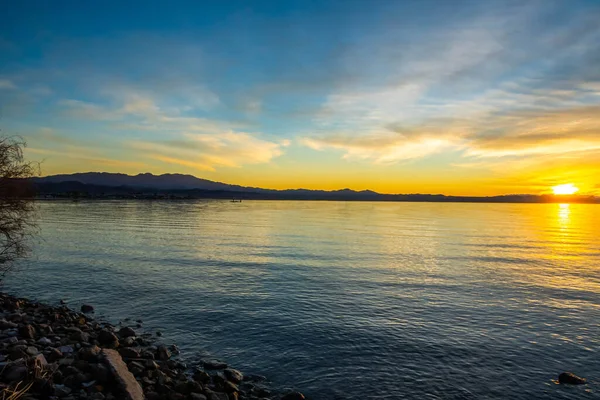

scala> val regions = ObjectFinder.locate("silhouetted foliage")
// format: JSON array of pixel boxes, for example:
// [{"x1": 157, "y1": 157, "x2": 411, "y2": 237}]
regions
[{"x1": 0, "y1": 136, "x2": 38, "y2": 280}]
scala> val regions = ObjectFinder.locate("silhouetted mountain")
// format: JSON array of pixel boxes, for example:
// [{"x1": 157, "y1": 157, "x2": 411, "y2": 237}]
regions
[
  {"x1": 33, "y1": 172, "x2": 258, "y2": 192},
  {"x1": 30, "y1": 172, "x2": 600, "y2": 203}
]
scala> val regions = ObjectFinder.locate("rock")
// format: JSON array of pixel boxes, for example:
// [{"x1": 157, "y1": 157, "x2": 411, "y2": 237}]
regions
[
  {"x1": 224, "y1": 368, "x2": 243, "y2": 384},
  {"x1": 558, "y1": 372, "x2": 586, "y2": 385},
  {"x1": 46, "y1": 347, "x2": 63, "y2": 362},
  {"x1": 203, "y1": 360, "x2": 227, "y2": 370},
  {"x1": 223, "y1": 381, "x2": 239, "y2": 393},
  {"x1": 97, "y1": 330, "x2": 119, "y2": 348},
  {"x1": 79, "y1": 345, "x2": 101, "y2": 361},
  {"x1": 206, "y1": 390, "x2": 229, "y2": 400},
  {"x1": 193, "y1": 370, "x2": 210, "y2": 383},
  {"x1": 244, "y1": 374, "x2": 266, "y2": 382},
  {"x1": 81, "y1": 304, "x2": 94, "y2": 313},
  {"x1": 58, "y1": 345, "x2": 74, "y2": 354},
  {"x1": 71, "y1": 330, "x2": 89, "y2": 342},
  {"x1": 102, "y1": 349, "x2": 144, "y2": 400},
  {"x1": 119, "y1": 347, "x2": 140, "y2": 359},
  {"x1": 122, "y1": 336, "x2": 136, "y2": 347},
  {"x1": 281, "y1": 392, "x2": 306, "y2": 400},
  {"x1": 32, "y1": 353, "x2": 48, "y2": 367},
  {"x1": 4, "y1": 365, "x2": 27, "y2": 381},
  {"x1": 19, "y1": 324, "x2": 36, "y2": 339},
  {"x1": 145, "y1": 359, "x2": 160, "y2": 370},
  {"x1": 38, "y1": 337, "x2": 53, "y2": 346},
  {"x1": 0, "y1": 319, "x2": 18, "y2": 329},
  {"x1": 26, "y1": 346, "x2": 39, "y2": 355},
  {"x1": 251, "y1": 386, "x2": 271, "y2": 398},
  {"x1": 190, "y1": 394, "x2": 207, "y2": 400},
  {"x1": 156, "y1": 345, "x2": 171, "y2": 361},
  {"x1": 54, "y1": 384, "x2": 72, "y2": 397},
  {"x1": 119, "y1": 327, "x2": 136, "y2": 338}
]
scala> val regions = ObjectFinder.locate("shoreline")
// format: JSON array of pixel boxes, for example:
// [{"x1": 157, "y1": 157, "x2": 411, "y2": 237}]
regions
[{"x1": 0, "y1": 292, "x2": 305, "y2": 400}]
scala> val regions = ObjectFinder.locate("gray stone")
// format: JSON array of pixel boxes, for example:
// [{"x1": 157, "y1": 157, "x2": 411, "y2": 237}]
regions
[
  {"x1": 38, "y1": 337, "x2": 52, "y2": 346},
  {"x1": 190, "y1": 394, "x2": 207, "y2": 400},
  {"x1": 101, "y1": 349, "x2": 144, "y2": 400},
  {"x1": 224, "y1": 368, "x2": 243, "y2": 384},
  {"x1": 156, "y1": 345, "x2": 171, "y2": 361}
]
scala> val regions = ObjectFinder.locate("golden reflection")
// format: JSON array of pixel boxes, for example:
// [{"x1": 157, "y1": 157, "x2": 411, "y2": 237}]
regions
[{"x1": 558, "y1": 203, "x2": 570, "y2": 224}]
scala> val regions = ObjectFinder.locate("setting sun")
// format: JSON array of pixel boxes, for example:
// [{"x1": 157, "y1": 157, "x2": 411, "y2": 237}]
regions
[{"x1": 552, "y1": 184, "x2": 579, "y2": 195}]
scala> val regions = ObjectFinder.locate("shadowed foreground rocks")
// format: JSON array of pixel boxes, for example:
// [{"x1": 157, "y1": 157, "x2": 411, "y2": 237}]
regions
[{"x1": 0, "y1": 293, "x2": 305, "y2": 400}]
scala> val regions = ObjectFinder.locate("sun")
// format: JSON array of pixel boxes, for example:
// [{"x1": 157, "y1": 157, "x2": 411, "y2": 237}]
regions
[{"x1": 552, "y1": 183, "x2": 579, "y2": 195}]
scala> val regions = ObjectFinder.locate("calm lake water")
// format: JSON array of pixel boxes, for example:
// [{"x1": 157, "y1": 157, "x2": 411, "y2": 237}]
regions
[{"x1": 5, "y1": 201, "x2": 600, "y2": 399}]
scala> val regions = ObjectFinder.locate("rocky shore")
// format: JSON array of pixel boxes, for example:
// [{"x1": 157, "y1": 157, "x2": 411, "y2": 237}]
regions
[{"x1": 0, "y1": 293, "x2": 305, "y2": 400}]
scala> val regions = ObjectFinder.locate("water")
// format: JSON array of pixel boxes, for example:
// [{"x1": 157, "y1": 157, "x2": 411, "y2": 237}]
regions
[{"x1": 5, "y1": 200, "x2": 600, "y2": 399}]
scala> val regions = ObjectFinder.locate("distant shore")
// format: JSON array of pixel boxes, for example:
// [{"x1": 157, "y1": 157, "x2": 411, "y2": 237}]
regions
[{"x1": 0, "y1": 292, "x2": 305, "y2": 400}]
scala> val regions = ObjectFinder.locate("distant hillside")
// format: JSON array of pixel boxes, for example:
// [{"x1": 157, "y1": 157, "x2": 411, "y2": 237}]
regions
[
  {"x1": 33, "y1": 172, "x2": 261, "y2": 192},
  {"x1": 30, "y1": 172, "x2": 600, "y2": 203}
]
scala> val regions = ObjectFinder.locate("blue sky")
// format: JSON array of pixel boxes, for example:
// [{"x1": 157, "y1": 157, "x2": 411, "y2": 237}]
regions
[{"x1": 2, "y1": 0, "x2": 600, "y2": 194}]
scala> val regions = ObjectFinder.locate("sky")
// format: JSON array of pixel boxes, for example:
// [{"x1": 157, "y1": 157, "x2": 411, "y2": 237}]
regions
[{"x1": 2, "y1": 0, "x2": 600, "y2": 195}]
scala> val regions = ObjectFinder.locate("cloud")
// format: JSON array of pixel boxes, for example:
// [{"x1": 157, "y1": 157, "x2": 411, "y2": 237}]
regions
[
  {"x1": 132, "y1": 131, "x2": 284, "y2": 171},
  {"x1": 0, "y1": 79, "x2": 17, "y2": 90}
]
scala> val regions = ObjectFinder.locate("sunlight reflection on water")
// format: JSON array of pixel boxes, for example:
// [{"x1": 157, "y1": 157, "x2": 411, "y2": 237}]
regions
[{"x1": 5, "y1": 201, "x2": 600, "y2": 399}]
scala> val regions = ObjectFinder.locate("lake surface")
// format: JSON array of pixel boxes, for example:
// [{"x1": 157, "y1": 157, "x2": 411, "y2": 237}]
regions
[{"x1": 5, "y1": 201, "x2": 600, "y2": 399}]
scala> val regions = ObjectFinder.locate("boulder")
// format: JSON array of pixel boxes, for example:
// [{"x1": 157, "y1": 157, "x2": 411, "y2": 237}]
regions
[
  {"x1": 119, "y1": 327, "x2": 136, "y2": 338},
  {"x1": 558, "y1": 372, "x2": 586, "y2": 385},
  {"x1": 156, "y1": 345, "x2": 171, "y2": 361},
  {"x1": 81, "y1": 304, "x2": 94, "y2": 313},
  {"x1": 102, "y1": 349, "x2": 145, "y2": 400},
  {"x1": 224, "y1": 368, "x2": 243, "y2": 384},
  {"x1": 97, "y1": 330, "x2": 119, "y2": 348}
]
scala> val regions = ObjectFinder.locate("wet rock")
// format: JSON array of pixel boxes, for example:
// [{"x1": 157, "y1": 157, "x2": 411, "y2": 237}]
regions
[
  {"x1": 119, "y1": 347, "x2": 140, "y2": 359},
  {"x1": 193, "y1": 369, "x2": 210, "y2": 384},
  {"x1": 119, "y1": 326, "x2": 136, "y2": 338},
  {"x1": 203, "y1": 360, "x2": 227, "y2": 370},
  {"x1": 281, "y1": 392, "x2": 306, "y2": 400},
  {"x1": 224, "y1": 368, "x2": 243, "y2": 384},
  {"x1": 558, "y1": 372, "x2": 586, "y2": 385},
  {"x1": 97, "y1": 330, "x2": 119, "y2": 348},
  {"x1": 156, "y1": 345, "x2": 171, "y2": 361},
  {"x1": 25, "y1": 346, "x2": 39, "y2": 356},
  {"x1": 251, "y1": 386, "x2": 271, "y2": 398},
  {"x1": 81, "y1": 304, "x2": 94, "y2": 313},
  {"x1": 206, "y1": 390, "x2": 229, "y2": 400},
  {"x1": 19, "y1": 324, "x2": 36, "y2": 339},
  {"x1": 190, "y1": 394, "x2": 207, "y2": 400},
  {"x1": 122, "y1": 336, "x2": 136, "y2": 347}
]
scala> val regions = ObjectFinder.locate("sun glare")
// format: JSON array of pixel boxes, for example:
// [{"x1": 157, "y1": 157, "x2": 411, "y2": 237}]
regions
[{"x1": 552, "y1": 184, "x2": 579, "y2": 195}]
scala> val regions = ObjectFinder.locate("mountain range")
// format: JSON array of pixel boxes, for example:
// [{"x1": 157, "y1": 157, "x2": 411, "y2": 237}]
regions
[{"x1": 31, "y1": 172, "x2": 599, "y2": 203}]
